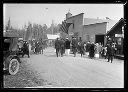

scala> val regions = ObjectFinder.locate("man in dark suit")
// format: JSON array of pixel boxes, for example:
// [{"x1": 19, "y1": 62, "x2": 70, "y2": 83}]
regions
[
  {"x1": 71, "y1": 37, "x2": 78, "y2": 57},
  {"x1": 55, "y1": 38, "x2": 61, "y2": 57},
  {"x1": 22, "y1": 41, "x2": 30, "y2": 58},
  {"x1": 107, "y1": 43, "x2": 115, "y2": 63},
  {"x1": 89, "y1": 42, "x2": 95, "y2": 59},
  {"x1": 78, "y1": 40, "x2": 85, "y2": 57},
  {"x1": 60, "y1": 38, "x2": 65, "y2": 57}
]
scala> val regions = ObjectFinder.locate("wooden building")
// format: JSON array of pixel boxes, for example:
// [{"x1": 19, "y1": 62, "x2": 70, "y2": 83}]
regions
[
  {"x1": 83, "y1": 18, "x2": 107, "y2": 45},
  {"x1": 60, "y1": 12, "x2": 84, "y2": 40},
  {"x1": 106, "y1": 18, "x2": 124, "y2": 55},
  {"x1": 60, "y1": 11, "x2": 118, "y2": 45}
]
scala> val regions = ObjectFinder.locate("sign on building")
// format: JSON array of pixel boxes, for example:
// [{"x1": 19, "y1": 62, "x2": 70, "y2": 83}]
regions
[{"x1": 115, "y1": 34, "x2": 123, "y2": 37}]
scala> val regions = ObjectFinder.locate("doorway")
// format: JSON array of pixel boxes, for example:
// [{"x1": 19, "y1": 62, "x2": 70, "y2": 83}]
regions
[{"x1": 95, "y1": 34, "x2": 105, "y2": 45}]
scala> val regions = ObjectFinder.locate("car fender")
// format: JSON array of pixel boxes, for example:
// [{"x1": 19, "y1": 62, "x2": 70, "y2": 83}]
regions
[
  {"x1": 4, "y1": 55, "x2": 21, "y2": 70},
  {"x1": 9, "y1": 55, "x2": 21, "y2": 63}
]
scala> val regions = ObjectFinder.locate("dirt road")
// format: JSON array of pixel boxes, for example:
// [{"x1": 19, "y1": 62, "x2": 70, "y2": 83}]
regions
[{"x1": 4, "y1": 47, "x2": 124, "y2": 88}]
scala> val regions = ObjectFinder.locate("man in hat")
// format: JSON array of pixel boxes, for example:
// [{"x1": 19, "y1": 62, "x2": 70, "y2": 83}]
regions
[
  {"x1": 65, "y1": 37, "x2": 71, "y2": 56},
  {"x1": 107, "y1": 43, "x2": 115, "y2": 63},
  {"x1": 89, "y1": 42, "x2": 95, "y2": 59},
  {"x1": 55, "y1": 38, "x2": 61, "y2": 57},
  {"x1": 17, "y1": 38, "x2": 24, "y2": 51},
  {"x1": 60, "y1": 38, "x2": 65, "y2": 57},
  {"x1": 22, "y1": 41, "x2": 30, "y2": 58},
  {"x1": 71, "y1": 37, "x2": 78, "y2": 57}
]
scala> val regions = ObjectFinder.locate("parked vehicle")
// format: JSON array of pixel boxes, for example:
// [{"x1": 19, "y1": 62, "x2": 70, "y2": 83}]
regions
[{"x1": 3, "y1": 37, "x2": 21, "y2": 75}]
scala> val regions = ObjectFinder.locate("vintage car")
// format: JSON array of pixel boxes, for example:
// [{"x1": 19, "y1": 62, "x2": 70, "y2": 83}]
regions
[{"x1": 3, "y1": 37, "x2": 21, "y2": 75}]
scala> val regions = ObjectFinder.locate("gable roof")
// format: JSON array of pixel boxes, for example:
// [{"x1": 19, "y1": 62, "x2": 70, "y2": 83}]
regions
[
  {"x1": 84, "y1": 18, "x2": 118, "y2": 32},
  {"x1": 106, "y1": 18, "x2": 124, "y2": 36},
  {"x1": 84, "y1": 18, "x2": 106, "y2": 25},
  {"x1": 106, "y1": 19, "x2": 118, "y2": 32}
]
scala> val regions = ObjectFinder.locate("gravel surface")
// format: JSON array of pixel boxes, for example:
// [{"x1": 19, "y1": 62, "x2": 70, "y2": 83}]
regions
[
  {"x1": 3, "y1": 47, "x2": 124, "y2": 88},
  {"x1": 26, "y1": 47, "x2": 124, "y2": 88},
  {"x1": 3, "y1": 57, "x2": 47, "y2": 88}
]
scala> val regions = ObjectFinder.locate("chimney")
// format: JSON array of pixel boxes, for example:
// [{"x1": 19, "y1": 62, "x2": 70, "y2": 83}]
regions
[{"x1": 66, "y1": 9, "x2": 72, "y2": 19}]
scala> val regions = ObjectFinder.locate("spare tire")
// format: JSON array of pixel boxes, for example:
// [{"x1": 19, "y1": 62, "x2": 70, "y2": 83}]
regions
[{"x1": 8, "y1": 59, "x2": 19, "y2": 75}]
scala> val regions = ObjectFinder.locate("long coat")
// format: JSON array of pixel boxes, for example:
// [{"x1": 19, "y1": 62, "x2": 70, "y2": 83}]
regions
[
  {"x1": 55, "y1": 39, "x2": 61, "y2": 49},
  {"x1": 86, "y1": 43, "x2": 91, "y2": 52},
  {"x1": 65, "y1": 39, "x2": 70, "y2": 49},
  {"x1": 60, "y1": 39, "x2": 65, "y2": 48},
  {"x1": 71, "y1": 39, "x2": 78, "y2": 54},
  {"x1": 107, "y1": 45, "x2": 115, "y2": 56},
  {"x1": 22, "y1": 42, "x2": 29, "y2": 56},
  {"x1": 78, "y1": 41, "x2": 85, "y2": 54},
  {"x1": 71, "y1": 39, "x2": 78, "y2": 48},
  {"x1": 60, "y1": 39, "x2": 65, "y2": 54},
  {"x1": 89, "y1": 44, "x2": 95, "y2": 58}
]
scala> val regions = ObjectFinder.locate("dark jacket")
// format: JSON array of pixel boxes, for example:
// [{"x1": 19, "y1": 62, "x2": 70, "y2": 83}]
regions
[
  {"x1": 65, "y1": 39, "x2": 70, "y2": 49},
  {"x1": 22, "y1": 42, "x2": 29, "y2": 52},
  {"x1": 72, "y1": 39, "x2": 78, "y2": 48},
  {"x1": 107, "y1": 44, "x2": 115, "y2": 56},
  {"x1": 86, "y1": 43, "x2": 91, "y2": 52},
  {"x1": 60, "y1": 39, "x2": 65, "y2": 48},
  {"x1": 55, "y1": 39, "x2": 61, "y2": 49},
  {"x1": 89, "y1": 44, "x2": 95, "y2": 52}
]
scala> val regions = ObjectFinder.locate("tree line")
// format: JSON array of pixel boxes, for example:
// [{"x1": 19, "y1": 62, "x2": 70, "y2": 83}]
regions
[{"x1": 4, "y1": 18, "x2": 61, "y2": 41}]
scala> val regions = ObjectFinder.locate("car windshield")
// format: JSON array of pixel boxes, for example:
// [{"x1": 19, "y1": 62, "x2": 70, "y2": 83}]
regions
[
  {"x1": 4, "y1": 37, "x2": 18, "y2": 51},
  {"x1": 4, "y1": 39, "x2": 11, "y2": 51}
]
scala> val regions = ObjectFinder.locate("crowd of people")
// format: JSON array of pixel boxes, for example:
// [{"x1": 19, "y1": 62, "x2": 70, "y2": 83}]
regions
[
  {"x1": 54, "y1": 37, "x2": 117, "y2": 63},
  {"x1": 17, "y1": 39, "x2": 48, "y2": 58},
  {"x1": 17, "y1": 36, "x2": 118, "y2": 63},
  {"x1": 30, "y1": 39, "x2": 47, "y2": 54}
]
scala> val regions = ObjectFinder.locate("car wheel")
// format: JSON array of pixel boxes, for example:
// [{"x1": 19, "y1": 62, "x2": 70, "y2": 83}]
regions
[{"x1": 8, "y1": 59, "x2": 19, "y2": 75}]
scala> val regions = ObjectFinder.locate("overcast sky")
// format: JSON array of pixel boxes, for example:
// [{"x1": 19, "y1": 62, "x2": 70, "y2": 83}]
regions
[{"x1": 4, "y1": 4, "x2": 124, "y2": 29}]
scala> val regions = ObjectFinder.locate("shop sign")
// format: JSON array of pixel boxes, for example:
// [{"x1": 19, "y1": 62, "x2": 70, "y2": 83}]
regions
[
  {"x1": 117, "y1": 38, "x2": 122, "y2": 45},
  {"x1": 115, "y1": 34, "x2": 123, "y2": 37}
]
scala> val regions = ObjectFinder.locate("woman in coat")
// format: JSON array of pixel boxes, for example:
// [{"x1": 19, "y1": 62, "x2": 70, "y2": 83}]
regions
[{"x1": 89, "y1": 43, "x2": 95, "y2": 59}]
